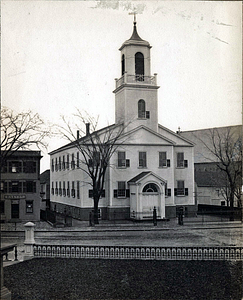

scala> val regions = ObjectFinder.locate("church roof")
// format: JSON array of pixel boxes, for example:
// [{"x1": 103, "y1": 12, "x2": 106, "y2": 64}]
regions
[{"x1": 119, "y1": 22, "x2": 151, "y2": 50}]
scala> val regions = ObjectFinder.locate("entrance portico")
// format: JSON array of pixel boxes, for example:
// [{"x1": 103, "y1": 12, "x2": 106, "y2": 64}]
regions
[{"x1": 128, "y1": 172, "x2": 166, "y2": 220}]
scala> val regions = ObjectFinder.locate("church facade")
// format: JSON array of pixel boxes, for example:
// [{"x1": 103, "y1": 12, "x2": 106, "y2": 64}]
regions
[{"x1": 49, "y1": 21, "x2": 196, "y2": 220}]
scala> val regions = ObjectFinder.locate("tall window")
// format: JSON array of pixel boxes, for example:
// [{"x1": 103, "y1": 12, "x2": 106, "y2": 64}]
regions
[
  {"x1": 59, "y1": 157, "x2": 62, "y2": 171},
  {"x1": 118, "y1": 181, "x2": 126, "y2": 197},
  {"x1": 77, "y1": 152, "x2": 79, "y2": 168},
  {"x1": 89, "y1": 151, "x2": 100, "y2": 167},
  {"x1": 159, "y1": 152, "x2": 170, "y2": 167},
  {"x1": 177, "y1": 180, "x2": 185, "y2": 196},
  {"x1": 63, "y1": 181, "x2": 66, "y2": 197},
  {"x1": 51, "y1": 159, "x2": 54, "y2": 172},
  {"x1": 77, "y1": 181, "x2": 80, "y2": 199},
  {"x1": 177, "y1": 152, "x2": 188, "y2": 168},
  {"x1": 59, "y1": 181, "x2": 62, "y2": 196},
  {"x1": 71, "y1": 181, "x2": 75, "y2": 198},
  {"x1": 55, "y1": 182, "x2": 58, "y2": 195},
  {"x1": 135, "y1": 52, "x2": 144, "y2": 81},
  {"x1": 138, "y1": 99, "x2": 146, "y2": 118},
  {"x1": 51, "y1": 182, "x2": 54, "y2": 195},
  {"x1": 71, "y1": 153, "x2": 75, "y2": 169},
  {"x1": 159, "y1": 152, "x2": 167, "y2": 167},
  {"x1": 67, "y1": 181, "x2": 70, "y2": 197},
  {"x1": 62, "y1": 155, "x2": 65, "y2": 170},
  {"x1": 139, "y1": 152, "x2": 147, "y2": 168},
  {"x1": 177, "y1": 152, "x2": 184, "y2": 168},
  {"x1": 121, "y1": 54, "x2": 125, "y2": 75},
  {"x1": 118, "y1": 151, "x2": 126, "y2": 167},
  {"x1": 66, "y1": 154, "x2": 69, "y2": 169}
]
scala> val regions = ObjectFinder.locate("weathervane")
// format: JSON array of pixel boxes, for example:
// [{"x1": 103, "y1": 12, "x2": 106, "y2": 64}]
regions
[{"x1": 129, "y1": 11, "x2": 137, "y2": 23}]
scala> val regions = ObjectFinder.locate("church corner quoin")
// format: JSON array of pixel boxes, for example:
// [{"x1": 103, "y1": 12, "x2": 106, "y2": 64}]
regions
[{"x1": 49, "y1": 20, "x2": 197, "y2": 221}]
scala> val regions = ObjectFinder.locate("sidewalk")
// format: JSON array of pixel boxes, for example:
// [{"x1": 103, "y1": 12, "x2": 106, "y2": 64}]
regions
[{"x1": 1, "y1": 217, "x2": 242, "y2": 232}]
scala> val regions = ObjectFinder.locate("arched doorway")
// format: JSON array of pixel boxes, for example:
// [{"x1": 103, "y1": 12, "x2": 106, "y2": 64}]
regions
[{"x1": 142, "y1": 183, "x2": 160, "y2": 218}]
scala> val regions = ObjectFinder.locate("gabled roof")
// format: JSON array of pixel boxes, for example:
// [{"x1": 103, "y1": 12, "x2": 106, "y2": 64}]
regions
[
  {"x1": 158, "y1": 124, "x2": 194, "y2": 146},
  {"x1": 49, "y1": 123, "x2": 119, "y2": 155},
  {"x1": 120, "y1": 125, "x2": 176, "y2": 145},
  {"x1": 128, "y1": 171, "x2": 166, "y2": 184}
]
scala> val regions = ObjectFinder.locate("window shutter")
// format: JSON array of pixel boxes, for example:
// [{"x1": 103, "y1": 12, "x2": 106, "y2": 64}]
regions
[
  {"x1": 114, "y1": 189, "x2": 118, "y2": 198},
  {"x1": 167, "y1": 159, "x2": 170, "y2": 167},
  {"x1": 184, "y1": 160, "x2": 188, "y2": 168},
  {"x1": 185, "y1": 188, "x2": 188, "y2": 196},
  {"x1": 89, "y1": 190, "x2": 93, "y2": 198},
  {"x1": 126, "y1": 189, "x2": 130, "y2": 198},
  {"x1": 168, "y1": 189, "x2": 171, "y2": 197},
  {"x1": 174, "y1": 188, "x2": 177, "y2": 196},
  {"x1": 126, "y1": 159, "x2": 130, "y2": 167},
  {"x1": 146, "y1": 111, "x2": 150, "y2": 119},
  {"x1": 4, "y1": 182, "x2": 7, "y2": 193},
  {"x1": 33, "y1": 182, "x2": 36, "y2": 193}
]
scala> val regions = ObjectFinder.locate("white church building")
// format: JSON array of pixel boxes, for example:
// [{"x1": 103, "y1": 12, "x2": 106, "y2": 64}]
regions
[{"x1": 49, "y1": 20, "x2": 196, "y2": 220}]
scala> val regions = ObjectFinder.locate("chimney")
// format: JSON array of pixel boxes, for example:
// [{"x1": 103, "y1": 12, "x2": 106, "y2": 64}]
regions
[
  {"x1": 77, "y1": 130, "x2": 79, "y2": 140},
  {"x1": 86, "y1": 123, "x2": 90, "y2": 136}
]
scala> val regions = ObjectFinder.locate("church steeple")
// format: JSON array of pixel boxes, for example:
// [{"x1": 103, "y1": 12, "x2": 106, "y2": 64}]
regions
[{"x1": 113, "y1": 17, "x2": 159, "y2": 133}]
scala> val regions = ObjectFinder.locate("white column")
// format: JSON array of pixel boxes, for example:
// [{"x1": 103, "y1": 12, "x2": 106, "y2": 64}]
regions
[{"x1": 24, "y1": 222, "x2": 36, "y2": 260}]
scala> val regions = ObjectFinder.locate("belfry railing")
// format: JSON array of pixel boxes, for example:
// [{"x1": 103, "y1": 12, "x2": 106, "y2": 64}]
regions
[{"x1": 115, "y1": 73, "x2": 157, "y2": 89}]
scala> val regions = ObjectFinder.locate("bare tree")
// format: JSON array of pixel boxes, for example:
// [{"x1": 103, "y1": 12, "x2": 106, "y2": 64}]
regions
[
  {"x1": 196, "y1": 127, "x2": 242, "y2": 219},
  {"x1": 58, "y1": 110, "x2": 127, "y2": 224},
  {"x1": 1, "y1": 107, "x2": 50, "y2": 168}
]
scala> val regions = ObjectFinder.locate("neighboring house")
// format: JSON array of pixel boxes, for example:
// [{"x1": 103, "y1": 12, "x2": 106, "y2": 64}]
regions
[
  {"x1": 180, "y1": 125, "x2": 242, "y2": 207},
  {"x1": 49, "y1": 20, "x2": 196, "y2": 220},
  {"x1": 0, "y1": 151, "x2": 42, "y2": 222},
  {"x1": 40, "y1": 169, "x2": 50, "y2": 210}
]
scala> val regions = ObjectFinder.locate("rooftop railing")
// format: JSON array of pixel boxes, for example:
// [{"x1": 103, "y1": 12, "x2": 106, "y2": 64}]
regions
[{"x1": 115, "y1": 72, "x2": 157, "y2": 89}]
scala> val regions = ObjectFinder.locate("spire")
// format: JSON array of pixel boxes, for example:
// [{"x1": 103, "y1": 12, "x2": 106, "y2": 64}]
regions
[
  {"x1": 128, "y1": 11, "x2": 144, "y2": 42},
  {"x1": 119, "y1": 13, "x2": 151, "y2": 50}
]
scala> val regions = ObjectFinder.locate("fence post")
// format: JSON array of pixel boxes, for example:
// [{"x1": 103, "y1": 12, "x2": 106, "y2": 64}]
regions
[{"x1": 23, "y1": 222, "x2": 36, "y2": 260}]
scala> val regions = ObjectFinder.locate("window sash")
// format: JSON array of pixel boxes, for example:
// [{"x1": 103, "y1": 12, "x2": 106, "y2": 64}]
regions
[
  {"x1": 177, "y1": 152, "x2": 184, "y2": 167},
  {"x1": 118, "y1": 181, "x2": 126, "y2": 197},
  {"x1": 118, "y1": 151, "x2": 126, "y2": 167},
  {"x1": 139, "y1": 152, "x2": 146, "y2": 167},
  {"x1": 159, "y1": 152, "x2": 167, "y2": 167},
  {"x1": 177, "y1": 181, "x2": 185, "y2": 195}
]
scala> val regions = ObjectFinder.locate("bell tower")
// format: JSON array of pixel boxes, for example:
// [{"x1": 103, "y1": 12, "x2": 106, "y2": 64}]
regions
[{"x1": 113, "y1": 15, "x2": 160, "y2": 132}]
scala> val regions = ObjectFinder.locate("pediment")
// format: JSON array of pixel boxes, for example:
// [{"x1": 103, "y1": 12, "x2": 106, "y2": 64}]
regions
[
  {"x1": 158, "y1": 124, "x2": 194, "y2": 146},
  {"x1": 128, "y1": 171, "x2": 166, "y2": 185},
  {"x1": 120, "y1": 126, "x2": 175, "y2": 145}
]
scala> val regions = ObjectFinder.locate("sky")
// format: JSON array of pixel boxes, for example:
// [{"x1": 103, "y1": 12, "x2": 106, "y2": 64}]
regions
[{"x1": 2, "y1": 1, "x2": 242, "y2": 172}]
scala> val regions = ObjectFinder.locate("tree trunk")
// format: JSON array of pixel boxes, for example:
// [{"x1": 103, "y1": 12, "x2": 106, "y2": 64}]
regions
[
  {"x1": 229, "y1": 191, "x2": 234, "y2": 221},
  {"x1": 93, "y1": 197, "x2": 99, "y2": 224}
]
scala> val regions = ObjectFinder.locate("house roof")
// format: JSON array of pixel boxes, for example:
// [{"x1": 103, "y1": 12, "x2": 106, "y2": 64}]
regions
[
  {"x1": 180, "y1": 125, "x2": 242, "y2": 163},
  {"x1": 49, "y1": 123, "x2": 118, "y2": 155},
  {"x1": 40, "y1": 169, "x2": 50, "y2": 184}
]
